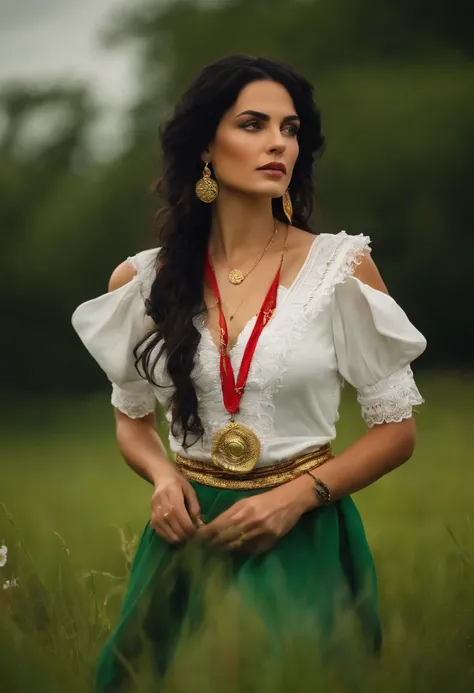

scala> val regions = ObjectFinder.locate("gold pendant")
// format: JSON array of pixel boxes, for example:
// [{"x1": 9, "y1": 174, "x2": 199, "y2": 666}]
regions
[
  {"x1": 228, "y1": 269, "x2": 244, "y2": 285},
  {"x1": 211, "y1": 421, "x2": 261, "y2": 473}
]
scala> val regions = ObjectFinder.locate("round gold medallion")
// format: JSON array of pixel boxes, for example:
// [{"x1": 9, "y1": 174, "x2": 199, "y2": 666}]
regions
[
  {"x1": 228, "y1": 269, "x2": 245, "y2": 285},
  {"x1": 211, "y1": 421, "x2": 261, "y2": 473}
]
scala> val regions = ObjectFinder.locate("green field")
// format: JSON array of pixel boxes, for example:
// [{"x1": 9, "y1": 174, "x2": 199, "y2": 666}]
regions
[{"x1": 1, "y1": 373, "x2": 473, "y2": 692}]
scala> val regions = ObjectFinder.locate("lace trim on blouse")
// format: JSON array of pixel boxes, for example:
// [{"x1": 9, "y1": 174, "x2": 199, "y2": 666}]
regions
[
  {"x1": 111, "y1": 384, "x2": 156, "y2": 419},
  {"x1": 357, "y1": 365, "x2": 424, "y2": 427}
]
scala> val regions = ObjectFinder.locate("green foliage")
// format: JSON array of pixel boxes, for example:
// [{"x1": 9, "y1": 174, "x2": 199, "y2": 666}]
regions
[
  {"x1": 1, "y1": 375, "x2": 473, "y2": 691},
  {"x1": 1, "y1": 0, "x2": 472, "y2": 394}
]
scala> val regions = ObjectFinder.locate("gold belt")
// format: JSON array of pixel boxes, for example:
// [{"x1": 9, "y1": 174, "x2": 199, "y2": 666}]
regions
[{"x1": 175, "y1": 443, "x2": 334, "y2": 490}]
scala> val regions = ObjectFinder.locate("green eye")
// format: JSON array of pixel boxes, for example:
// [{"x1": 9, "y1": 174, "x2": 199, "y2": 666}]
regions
[
  {"x1": 241, "y1": 121, "x2": 261, "y2": 130},
  {"x1": 240, "y1": 121, "x2": 299, "y2": 135}
]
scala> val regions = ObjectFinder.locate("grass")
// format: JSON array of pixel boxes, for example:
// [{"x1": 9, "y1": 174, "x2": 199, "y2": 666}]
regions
[{"x1": 1, "y1": 372, "x2": 473, "y2": 692}]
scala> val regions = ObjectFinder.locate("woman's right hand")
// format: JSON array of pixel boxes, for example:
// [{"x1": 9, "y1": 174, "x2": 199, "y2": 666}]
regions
[{"x1": 150, "y1": 468, "x2": 202, "y2": 544}]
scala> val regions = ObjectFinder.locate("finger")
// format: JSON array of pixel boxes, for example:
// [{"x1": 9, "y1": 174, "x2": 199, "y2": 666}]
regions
[
  {"x1": 197, "y1": 518, "x2": 231, "y2": 542},
  {"x1": 152, "y1": 501, "x2": 185, "y2": 543},
  {"x1": 196, "y1": 521, "x2": 219, "y2": 542},
  {"x1": 169, "y1": 495, "x2": 198, "y2": 539},
  {"x1": 182, "y1": 483, "x2": 202, "y2": 525},
  {"x1": 208, "y1": 508, "x2": 257, "y2": 547},
  {"x1": 152, "y1": 519, "x2": 182, "y2": 544},
  {"x1": 197, "y1": 506, "x2": 241, "y2": 541},
  {"x1": 161, "y1": 527, "x2": 182, "y2": 544},
  {"x1": 161, "y1": 502, "x2": 194, "y2": 542},
  {"x1": 156, "y1": 486, "x2": 197, "y2": 541},
  {"x1": 222, "y1": 527, "x2": 264, "y2": 551},
  {"x1": 209, "y1": 524, "x2": 242, "y2": 548}
]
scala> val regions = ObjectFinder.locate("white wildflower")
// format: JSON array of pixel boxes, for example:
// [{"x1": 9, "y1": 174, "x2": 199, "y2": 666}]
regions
[
  {"x1": 0, "y1": 545, "x2": 7, "y2": 568},
  {"x1": 3, "y1": 578, "x2": 19, "y2": 590}
]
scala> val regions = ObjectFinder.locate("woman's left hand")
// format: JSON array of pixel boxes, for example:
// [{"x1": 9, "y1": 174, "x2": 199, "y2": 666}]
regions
[{"x1": 196, "y1": 476, "x2": 315, "y2": 553}]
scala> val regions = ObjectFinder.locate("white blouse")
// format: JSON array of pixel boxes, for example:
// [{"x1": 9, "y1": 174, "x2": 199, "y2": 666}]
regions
[{"x1": 71, "y1": 231, "x2": 427, "y2": 467}]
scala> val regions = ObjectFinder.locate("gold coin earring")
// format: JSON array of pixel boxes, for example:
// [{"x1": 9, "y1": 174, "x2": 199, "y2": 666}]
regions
[
  {"x1": 283, "y1": 189, "x2": 293, "y2": 224},
  {"x1": 196, "y1": 162, "x2": 219, "y2": 203}
]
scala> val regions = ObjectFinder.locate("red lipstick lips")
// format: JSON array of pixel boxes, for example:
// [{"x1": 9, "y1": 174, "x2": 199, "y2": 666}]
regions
[{"x1": 257, "y1": 162, "x2": 287, "y2": 174}]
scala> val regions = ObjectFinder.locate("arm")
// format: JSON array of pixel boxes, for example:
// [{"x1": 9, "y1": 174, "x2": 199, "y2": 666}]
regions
[
  {"x1": 292, "y1": 249, "x2": 416, "y2": 511},
  {"x1": 290, "y1": 417, "x2": 416, "y2": 513},
  {"x1": 108, "y1": 261, "x2": 201, "y2": 541},
  {"x1": 113, "y1": 409, "x2": 168, "y2": 486},
  {"x1": 108, "y1": 261, "x2": 169, "y2": 486}
]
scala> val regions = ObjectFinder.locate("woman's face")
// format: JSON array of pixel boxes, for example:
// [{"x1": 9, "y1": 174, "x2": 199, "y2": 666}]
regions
[{"x1": 204, "y1": 80, "x2": 300, "y2": 199}]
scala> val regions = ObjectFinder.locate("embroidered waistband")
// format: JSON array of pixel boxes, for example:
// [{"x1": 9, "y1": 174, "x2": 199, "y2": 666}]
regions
[{"x1": 175, "y1": 443, "x2": 334, "y2": 490}]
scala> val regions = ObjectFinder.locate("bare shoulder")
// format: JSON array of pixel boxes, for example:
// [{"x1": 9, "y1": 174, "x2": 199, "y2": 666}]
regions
[
  {"x1": 353, "y1": 248, "x2": 389, "y2": 295},
  {"x1": 108, "y1": 260, "x2": 137, "y2": 292},
  {"x1": 284, "y1": 226, "x2": 317, "y2": 265},
  {"x1": 287, "y1": 225, "x2": 316, "y2": 251}
]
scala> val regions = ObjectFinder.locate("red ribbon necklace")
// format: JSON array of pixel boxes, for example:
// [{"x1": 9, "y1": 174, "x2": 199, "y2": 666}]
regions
[{"x1": 204, "y1": 228, "x2": 287, "y2": 417}]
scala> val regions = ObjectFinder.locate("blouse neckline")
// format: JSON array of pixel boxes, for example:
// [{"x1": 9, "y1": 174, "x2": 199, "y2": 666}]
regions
[
  {"x1": 278, "y1": 232, "x2": 321, "y2": 296},
  {"x1": 198, "y1": 233, "x2": 323, "y2": 357}
]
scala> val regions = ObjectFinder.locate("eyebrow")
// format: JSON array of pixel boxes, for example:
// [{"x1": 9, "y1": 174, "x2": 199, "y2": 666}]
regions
[{"x1": 235, "y1": 110, "x2": 300, "y2": 123}]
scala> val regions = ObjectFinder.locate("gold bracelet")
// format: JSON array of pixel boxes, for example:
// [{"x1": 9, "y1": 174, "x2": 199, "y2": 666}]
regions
[{"x1": 306, "y1": 470, "x2": 331, "y2": 506}]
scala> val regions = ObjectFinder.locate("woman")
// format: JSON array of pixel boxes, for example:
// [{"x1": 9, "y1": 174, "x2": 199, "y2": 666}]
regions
[{"x1": 72, "y1": 55, "x2": 426, "y2": 689}]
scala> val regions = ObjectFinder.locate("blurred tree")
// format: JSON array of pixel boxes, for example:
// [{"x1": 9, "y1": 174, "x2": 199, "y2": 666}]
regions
[
  {"x1": 0, "y1": 81, "x2": 160, "y2": 393},
  {"x1": 1, "y1": 0, "x2": 472, "y2": 397},
  {"x1": 100, "y1": 0, "x2": 474, "y2": 368}
]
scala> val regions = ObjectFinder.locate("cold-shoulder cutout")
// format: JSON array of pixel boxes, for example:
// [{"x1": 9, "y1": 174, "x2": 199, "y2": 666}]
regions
[
  {"x1": 108, "y1": 260, "x2": 138, "y2": 292},
  {"x1": 352, "y1": 248, "x2": 389, "y2": 295}
]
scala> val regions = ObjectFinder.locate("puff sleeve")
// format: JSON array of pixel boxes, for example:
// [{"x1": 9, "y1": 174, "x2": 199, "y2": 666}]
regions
[
  {"x1": 71, "y1": 249, "x2": 159, "y2": 418},
  {"x1": 331, "y1": 275, "x2": 427, "y2": 427}
]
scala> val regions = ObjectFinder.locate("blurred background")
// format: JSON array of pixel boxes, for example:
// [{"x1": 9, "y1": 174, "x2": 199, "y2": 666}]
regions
[
  {"x1": 0, "y1": 2, "x2": 473, "y2": 691},
  {"x1": 1, "y1": 0, "x2": 473, "y2": 397}
]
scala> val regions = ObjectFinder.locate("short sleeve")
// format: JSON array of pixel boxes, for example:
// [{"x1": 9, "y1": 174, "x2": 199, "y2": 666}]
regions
[
  {"x1": 331, "y1": 274, "x2": 427, "y2": 427},
  {"x1": 71, "y1": 248, "x2": 160, "y2": 418}
]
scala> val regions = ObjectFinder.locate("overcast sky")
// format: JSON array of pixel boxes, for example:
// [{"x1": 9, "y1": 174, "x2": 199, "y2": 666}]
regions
[{"x1": 0, "y1": 0, "x2": 148, "y2": 156}]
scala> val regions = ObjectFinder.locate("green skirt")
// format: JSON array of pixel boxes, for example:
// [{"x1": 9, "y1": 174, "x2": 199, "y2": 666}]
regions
[{"x1": 95, "y1": 482, "x2": 381, "y2": 691}]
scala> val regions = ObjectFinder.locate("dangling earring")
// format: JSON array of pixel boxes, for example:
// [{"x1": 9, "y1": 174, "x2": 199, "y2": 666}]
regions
[
  {"x1": 282, "y1": 189, "x2": 293, "y2": 224},
  {"x1": 196, "y1": 162, "x2": 219, "y2": 203}
]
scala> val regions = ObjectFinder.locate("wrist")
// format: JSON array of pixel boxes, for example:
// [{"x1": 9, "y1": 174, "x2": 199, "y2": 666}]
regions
[
  {"x1": 287, "y1": 473, "x2": 322, "y2": 513},
  {"x1": 306, "y1": 470, "x2": 332, "y2": 508},
  {"x1": 150, "y1": 456, "x2": 176, "y2": 487}
]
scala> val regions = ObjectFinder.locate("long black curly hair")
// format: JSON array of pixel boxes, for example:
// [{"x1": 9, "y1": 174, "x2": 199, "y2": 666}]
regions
[{"x1": 134, "y1": 54, "x2": 326, "y2": 449}]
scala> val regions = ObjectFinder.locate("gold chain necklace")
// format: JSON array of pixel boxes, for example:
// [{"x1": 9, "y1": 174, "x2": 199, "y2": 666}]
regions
[
  {"x1": 207, "y1": 293, "x2": 246, "y2": 323},
  {"x1": 208, "y1": 224, "x2": 289, "y2": 324},
  {"x1": 210, "y1": 222, "x2": 278, "y2": 285}
]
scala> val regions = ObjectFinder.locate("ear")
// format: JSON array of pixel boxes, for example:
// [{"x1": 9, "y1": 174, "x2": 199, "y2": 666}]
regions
[{"x1": 201, "y1": 142, "x2": 215, "y2": 164}]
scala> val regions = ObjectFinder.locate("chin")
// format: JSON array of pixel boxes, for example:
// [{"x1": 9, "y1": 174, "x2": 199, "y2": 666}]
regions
[
  {"x1": 226, "y1": 180, "x2": 286, "y2": 198},
  {"x1": 250, "y1": 182, "x2": 286, "y2": 199}
]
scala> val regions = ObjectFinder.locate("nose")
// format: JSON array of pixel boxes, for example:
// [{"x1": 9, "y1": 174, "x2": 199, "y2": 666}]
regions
[
  {"x1": 269, "y1": 142, "x2": 286, "y2": 155},
  {"x1": 267, "y1": 128, "x2": 287, "y2": 155}
]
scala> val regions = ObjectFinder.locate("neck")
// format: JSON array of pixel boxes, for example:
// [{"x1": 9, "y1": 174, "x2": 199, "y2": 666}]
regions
[{"x1": 208, "y1": 188, "x2": 280, "y2": 264}]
